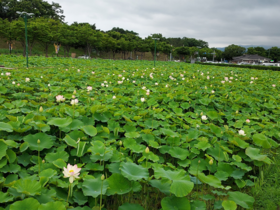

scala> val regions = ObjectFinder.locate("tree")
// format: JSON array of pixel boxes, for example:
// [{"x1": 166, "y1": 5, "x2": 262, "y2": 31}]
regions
[
  {"x1": 247, "y1": 47, "x2": 266, "y2": 57},
  {"x1": 174, "y1": 47, "x2": 190, "y2": 60},
  {"x1": 0, "y1": 0, "x2": 64, "y2": 21},
  {"x1": 267, "y1": 47, "x2": 280, "y2": 62},
  {"x1": 224, "y1": 44, "x2": 246, "y2": 60},
  {"x1": 0, "y1": 18, "x2": 16, "y2": 53}
]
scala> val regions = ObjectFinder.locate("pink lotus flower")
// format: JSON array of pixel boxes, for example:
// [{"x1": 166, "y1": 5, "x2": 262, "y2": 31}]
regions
[
  {"x1": 221, "y1": 81, "x2": 225, "y2": 84},
  {"x1": 272, "y1": 84, "x2": 276, "y2": 87},
  {"x1": 63, "y1": 164, "x2": 81, "y2": 183},
  {"x1": 246, "y1": 119, "x2": 250, "y2": 123},
  {"x1": 56, "y1": 95, "x2": 65, "y2": 102}
]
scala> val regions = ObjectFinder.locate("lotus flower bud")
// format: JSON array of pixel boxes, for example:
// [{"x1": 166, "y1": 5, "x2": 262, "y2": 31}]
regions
[
  {"x1": 37, "y1": 139, "x2": 40, "y2": 144},
  {"x1": 198, "y1": 160, "x2": 201, "y2": 164},
  {"x1": 39, "y1": 106, "x2": 43, "y2": 112},
  {"x1": 209, "y1": 159, "x2": 213, "y2": 165},
  {"x1": 73, "y1": 90, "x2": 76, "y2": 94},
  {"x1": 101, "y1": 174, "x2": 105, "y2": 181},
  {"x1": 145, "y1": 147, "x2": 149, "y2": 153},
  {"x1": 42, "y1": 160, "x2": 45, "y2": 163},
  {"x1": 119, "y1": 141, "x2": 122, "y2": 146}
]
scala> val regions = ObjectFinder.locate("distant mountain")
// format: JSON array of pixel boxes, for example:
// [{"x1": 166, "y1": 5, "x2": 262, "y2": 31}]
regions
[{"x1": 215, "y1": 45, "x2": 280, "y2": 52}]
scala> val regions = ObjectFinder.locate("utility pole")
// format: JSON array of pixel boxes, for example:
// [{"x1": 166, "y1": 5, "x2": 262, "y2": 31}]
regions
[
  {"x1": 16, "y1": 11, "x2": 34, "y2": 68},
  {"x1": 152, "y1": 38, "x2": 159, "y2": 67}
]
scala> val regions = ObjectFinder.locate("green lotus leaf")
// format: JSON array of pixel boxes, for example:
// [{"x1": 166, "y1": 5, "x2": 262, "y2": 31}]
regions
[
  {"x1": 0, "y1": 122, "x2": 13, "y2": 132},
  {"x1": 47, "y1": 117, "x2": 72, "y2": 127},
  {"x1": 82, "y1": 125, "x2": 97, "y2": 136},
  {"x1": 0, "y1": 163, "x2": 21, "y2": 173},
  {"x1": 142, "y1": 134, "x2": 155, "y2": 142},
  {"x1": 123, "y1": 138, "x2": 145, "y2": 153},
  {"x1": 23, "y1": 133, "x2": 54, "y2": 151},
  {"x1": 194, "y1": 141, "x2": 211, "y2": 151},
  {"x1": 82, "y1": 177, "x2": 108, "y2": 198},
  {"x1": 0, "y1": 141, "x2": 8, "y2": 160},
  {"x1": 120, "y1": 162, "x2": 149, "y2": 181},
  {"x1": 235, "y1": 179, "x2": 246, "y2": 188},
  {"x1": 206, "y1": 110, "x2": 219, "y2": 120},
  {"x1": 0, "y1": 192, "x2": 13, "y2": 203},
  {"x1": 68, "y1": 119, "x2": 84, "y2": 130},
  {"x1": 144, "y1": 119, "x2": 160, "y2": 129},
  {"x1": 6, "y1": 149, "x2": 16, "y2": 163},
  {"x1": 63, "y1": 135, "x2": 78, "y2": 148},
  {"x1": 106, "y1": 173, "x2": 132, "y2": 195},
  {"x1": 252, "y1": 133, "x2": 271, "y2": 149},
  {"x1": 228, "y1": 191, "x2": 254, "y2": 209},
  {"x1": 12, "y1": 179, "x2": 41, "y2": 196},
  {"x1": 149, "y1": 180, "x2": 171, "y2": 194},
  {"x1": 0, "y1": 158, "x2": 7, "y2": 169},
  {"x1": 123, "y1": 124, "x2": 137, "y2": 132},
  {"x1": 107, "y1": 162, "x2": 121, "y2": 174},
  {"x1": 187, "y1": 129, "x2": 200, "y2": 140},
  {"x1": 154, "y1": 167, "x2": 186, "y2": 180},
  {"x1": 118, "y1": 203, "x2": 144, "y2": 210},
  {"x1": 170, "y1": 178, "x2": 194, "y2": 197},
  {"x1": 161, "y1": 196, "x2": 191, "y2": 210},
  {"x1": 222, "y1": 200, "x2": 237, "y2": 210},
  {"x1": 38, "y1": 201, "x2": 66, "y2": 210},
  {"x1": 73, "y1": 190, "x2": 88, "y2": 205},
  {"x1": 45, "y1": 151, "x2": 69, "y2": 163},
  {"x1": 245, "y1": 147, "x2": 272, "y2": 164},
  {"x1": 39, "y1": 169, "x2": 57, "y2": 179},
  {"x1": 10, "y1": 198, "x2": 40, "y2": 210},
  {"x1": 125, "y1": 132, "x2": 140, "y2": 138},
  {"x1": 209, "y1": 124, "x2": 222, "y2": 137},
  {"x1": 77, "y1": 141, "x2": 87, "y2": 157},
  {"x1": 229, "y1": 137, "x2": 249, "y2": 149},
  {"x1": 53, "y1": 159, "x2": 66, "y2": 169},
  {"x1": 18, "y1": 153, "x2": 31, "y2": 166},
  {"x1": 200, "y1": 194, "x2": 215, "y2": 201},
  {"x1": 191, "y1": 200, "x2": 207, "y2": 210},
  {"x1": 197, "y1": 173, "x2": 224, "y2": 189},
  {"x1": 0, "y1": 86, "x2": 7, "y2": 94},
  {"x1": 217, "y1": 163, "x2": 233, "y2": 176},
  {"x1": 160, "y1": 128, "x2": 179, "y2": 137},
  {"x1": 20, "y1": 142, "x2": 29, "y2": 152},
  {"x1": 168, "y1": 147, "x2": 189, "y2": 160}
]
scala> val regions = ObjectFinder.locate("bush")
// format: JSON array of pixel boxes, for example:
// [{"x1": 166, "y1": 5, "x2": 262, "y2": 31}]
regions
[{"x1": 196, "y1": 62, "x2": 280, "y2": 71}]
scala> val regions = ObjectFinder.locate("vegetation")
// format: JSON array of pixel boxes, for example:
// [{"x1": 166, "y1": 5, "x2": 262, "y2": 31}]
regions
[{"x1": 0, "y1": 55, "x2": 279, "y2": 210}]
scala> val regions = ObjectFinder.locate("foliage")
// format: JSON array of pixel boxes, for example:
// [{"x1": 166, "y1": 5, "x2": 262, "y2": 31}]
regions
[
  {"x1": 0, "y1": 0, "x2": 64, "y2": 21},
  {"x1": 0, "y1": 54, "x2": 279, "y2": 209},
  {"x1": 224, "y1": 44, "x2": 246, "y2": 60}
]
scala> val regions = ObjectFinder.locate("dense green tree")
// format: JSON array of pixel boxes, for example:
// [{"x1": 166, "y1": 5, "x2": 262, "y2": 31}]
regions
[
  {"x1": 224, "y1": 44, "x2": 246, "y2": 60},
  {"x1": 267, "y1": 47, "x2": 280, "y2": 62},
  {"x1": 0, "y1": 0, "x2": 64, "y2": 21},
  {"x1": 247, "y1": 47, "x2": 266, "y2": 57}
]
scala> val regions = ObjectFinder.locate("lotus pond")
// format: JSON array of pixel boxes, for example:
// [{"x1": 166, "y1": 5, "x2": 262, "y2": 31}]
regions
[{"x1": 0, "y1": 55, "x2": 279, "y2": 210}]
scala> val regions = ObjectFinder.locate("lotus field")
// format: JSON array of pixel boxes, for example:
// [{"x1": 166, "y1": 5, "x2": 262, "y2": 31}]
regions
[{"x1": 0, "y1": 56, "x2": 279, "y2": 210}]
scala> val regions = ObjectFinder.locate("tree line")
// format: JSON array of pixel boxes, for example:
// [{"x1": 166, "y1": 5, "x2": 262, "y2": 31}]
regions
[{"x1": 0, "y1": 0, "x2": 279, "y2": 61}]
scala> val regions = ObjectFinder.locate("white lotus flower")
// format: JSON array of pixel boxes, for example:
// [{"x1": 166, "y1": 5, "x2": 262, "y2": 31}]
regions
[
  {"x1": 239, "y1": 130, "x2": 246, "y2": 136},
  {"x1": 201, "y1": 115, "x2": 208, "y2": 120},
  {"x1": 63, "y1": 164, "x2": 81, "y2": 183},
  {"x1": 87, "y1": 86, "x2": 92, "y2": 91},
  {"x1": 141, "y1": 98, "x2": 145, "y2": 102},
  {"x1": 71, "y1": 99, "x2": 78, "y2": 105}
]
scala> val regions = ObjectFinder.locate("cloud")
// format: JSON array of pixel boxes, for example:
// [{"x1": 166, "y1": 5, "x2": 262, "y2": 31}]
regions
[{"x1": 46, "y1": 0, "x2": 280, "y2": 47}]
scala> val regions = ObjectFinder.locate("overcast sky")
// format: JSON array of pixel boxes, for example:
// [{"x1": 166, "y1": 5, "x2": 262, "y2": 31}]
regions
[{"x1": 46, "y1": 0, "x2": 280, "y2": 48}]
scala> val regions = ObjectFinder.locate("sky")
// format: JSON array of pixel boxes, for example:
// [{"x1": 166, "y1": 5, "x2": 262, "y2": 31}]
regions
[{"x1": 46, "y1": 0, "x2": 280, "y2": 48}]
